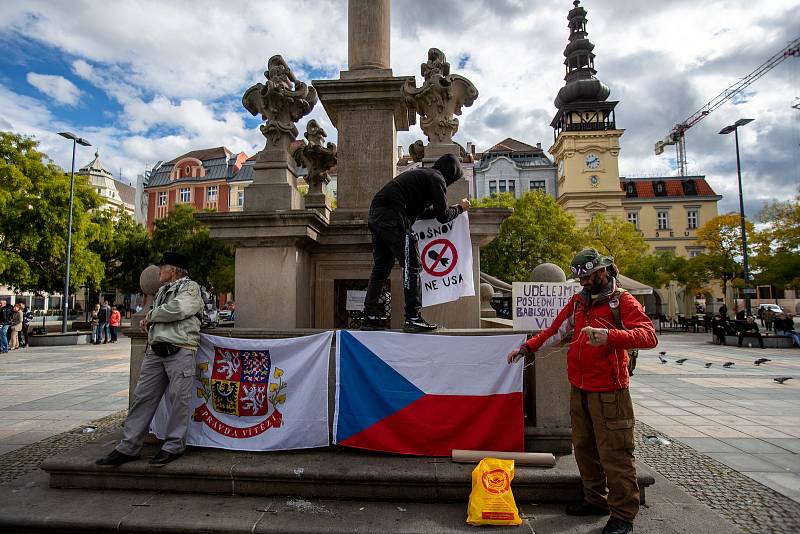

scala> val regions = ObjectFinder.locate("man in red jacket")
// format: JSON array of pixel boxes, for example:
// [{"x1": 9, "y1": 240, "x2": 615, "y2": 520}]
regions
[{"x1": 507, "y1": 249, "x2": 657, "y2": 534}]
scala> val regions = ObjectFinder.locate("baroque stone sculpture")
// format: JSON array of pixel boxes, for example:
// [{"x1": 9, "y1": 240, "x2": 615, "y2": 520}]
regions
[
  {"x1": 293, "y1": 120, "x2": 337, "y2": 197},
  {"x1": 242, "y1": 55, "x2": 318, "y2": 148},
  {"x1": 408, "y1": 140, "x2": 425, "y2": 162},
  {"x1": 401, "y1": 48, "x2": 478, "y2": 145}
]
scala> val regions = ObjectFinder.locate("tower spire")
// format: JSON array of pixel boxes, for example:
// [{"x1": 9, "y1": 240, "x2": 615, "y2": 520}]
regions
[{"x1": 554, "y1": 0, "x2": 610, "y2": 108}]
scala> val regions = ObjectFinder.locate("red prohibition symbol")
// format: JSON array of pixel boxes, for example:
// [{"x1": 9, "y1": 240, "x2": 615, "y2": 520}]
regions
[{"x1": 421, "y1": 238, "x2": 458, "y2": 277}]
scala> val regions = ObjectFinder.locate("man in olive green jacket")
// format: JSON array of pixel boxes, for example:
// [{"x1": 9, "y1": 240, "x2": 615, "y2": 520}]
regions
[{"x1": 97, "y1": 252, "x2": 203, "y2": 467}]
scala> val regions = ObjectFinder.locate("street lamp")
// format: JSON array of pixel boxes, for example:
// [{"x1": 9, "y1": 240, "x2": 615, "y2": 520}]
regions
[
  {"x1": 718, "y1": 118, "x2": 754, "y2": 316},
  {"x1": 57, "y1": 131, "x2": 91, "y2": 333}
]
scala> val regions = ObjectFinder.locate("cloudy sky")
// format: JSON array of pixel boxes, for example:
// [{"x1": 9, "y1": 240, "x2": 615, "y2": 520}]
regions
[{"x1": 0, "y1": 0, "x2": 798, "y2": 216}]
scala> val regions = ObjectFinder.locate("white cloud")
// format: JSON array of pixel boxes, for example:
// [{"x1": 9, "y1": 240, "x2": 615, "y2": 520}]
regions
[
  {"x1": 1, "y1": 0, "x2": 798, "y2": 215},
  {"x1": 25, "y1": 72, "x2": 82, "y2": 106}
]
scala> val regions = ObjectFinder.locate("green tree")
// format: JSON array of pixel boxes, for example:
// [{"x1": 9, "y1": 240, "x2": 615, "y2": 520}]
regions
[
  {"x1": 151, "y1": 205, "x2": 235, "y2": 293},
  {"x1": 91, "y1": 209, "x2": 158, "y2": 294},
  {"x1": 751, "y1": 192, "x2": 800, "y2": 289},
  {"x1": 474, "y1": 191, "x2": 584, "y2": 282},
  {"x1": 582, "y1": 214, "x2": 649, "y2": 273},
  {"x1": 696, "y1": 213, "x2": 754, "y2": 297},
  {"x1": 0, "y1": 131, "x2": 105, "y2": 293},
  {"x1": 624, "y1": 250, "x2": 687, "y2": 289}
]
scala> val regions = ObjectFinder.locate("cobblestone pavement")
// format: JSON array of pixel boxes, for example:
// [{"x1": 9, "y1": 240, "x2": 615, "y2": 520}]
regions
[
  {"x1": 0, "y1": 409, "x2": 126, "y2": 484},
  {"x1": 636, "y1": 420, "x2": 800, "y2": 534}
]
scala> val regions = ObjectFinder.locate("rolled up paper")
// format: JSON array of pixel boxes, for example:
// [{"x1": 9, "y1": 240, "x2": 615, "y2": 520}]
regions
[{"x1": 452, "y1": 449, "x2": 556, "y2": 467}]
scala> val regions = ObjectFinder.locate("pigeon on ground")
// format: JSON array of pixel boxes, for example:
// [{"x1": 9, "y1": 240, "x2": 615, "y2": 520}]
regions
[
  {"x1": 723, "y1": 362, "x2": 735, "y2": 368},
  {"x1": 658, "y1": 356, "x2": 668, "y2": 364},
  {"x1": 754, "y1": 358, "x2": 771, "y2": 366},
  {"x1": 704, "y1": 363, "x2": 713, "y2": 368},
  {"x1": 774, "y1": 377, "x2": 793, "y2": 384},
  {"x1": 676, "y1": 358, "x2": 688, "y2": 365}
]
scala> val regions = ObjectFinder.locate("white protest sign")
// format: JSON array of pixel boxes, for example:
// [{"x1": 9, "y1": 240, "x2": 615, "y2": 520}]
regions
[
  {"x1": 345, "y1": 290, "x2": 366, "y2": 311},
  {"x1": 412, "y1": 211, "x2": 474, "y2": 307},
  {"x1": 512, "y1": 281, "x2": 581, "y2": 331}
]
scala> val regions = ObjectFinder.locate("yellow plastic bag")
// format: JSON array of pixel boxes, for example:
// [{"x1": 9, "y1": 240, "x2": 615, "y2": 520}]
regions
[{"x1": 466, "y1": 457, "x2": 522, "y2": 526}]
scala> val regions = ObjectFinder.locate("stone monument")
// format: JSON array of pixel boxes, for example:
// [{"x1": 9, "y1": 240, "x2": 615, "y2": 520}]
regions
[
  {"x1": 242, "y1": 55, "x2": 318, "y2": 211},
  {"x1": 197, "y1": 0, "x2": 509, "y2": 330}
]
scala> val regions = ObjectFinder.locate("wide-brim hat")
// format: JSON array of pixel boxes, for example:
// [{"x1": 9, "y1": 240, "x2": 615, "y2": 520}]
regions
[
  {"x1": 158, "y1": 251, "x2": 189, "y2": 271},
  {"x1": 568, "y1": 248, "x2": 614, "y2": 279}
]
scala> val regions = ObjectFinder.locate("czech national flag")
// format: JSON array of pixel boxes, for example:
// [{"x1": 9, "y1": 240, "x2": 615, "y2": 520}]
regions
[{"x1": 334, "y1": 330, "x2": 526, "y2": 456}]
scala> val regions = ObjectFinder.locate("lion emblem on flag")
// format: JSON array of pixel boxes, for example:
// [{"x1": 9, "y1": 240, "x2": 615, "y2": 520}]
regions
[{"x1": 193, "y1": 346, "x2": 287, "y2": 437}]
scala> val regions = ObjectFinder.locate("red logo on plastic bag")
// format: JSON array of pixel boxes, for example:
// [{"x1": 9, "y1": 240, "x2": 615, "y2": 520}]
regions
[{"x1": 482, "y1": 468, "x2": 510, "y2": 494}]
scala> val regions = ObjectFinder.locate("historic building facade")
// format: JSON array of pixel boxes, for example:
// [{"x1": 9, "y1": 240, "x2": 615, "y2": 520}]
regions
[
  {"x1": 76, "y1": 151, "x2": 135, "y2": 217},
  {"x1": 143, "y1": 147, "x2": 252, "y2": 231},
  {"x1": 473, "y1": 138, "x2": 556, "y2": 199},
  {"x1": 621, "y1": 176, "x2": 721, "y2": 257},
  {"x1": 548, "y1": 0, "x2": 625, "y2": 227}
]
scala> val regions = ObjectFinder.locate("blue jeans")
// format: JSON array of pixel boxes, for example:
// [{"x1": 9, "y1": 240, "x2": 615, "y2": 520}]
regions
[
  {"x1": 776, "y1": 330, "x2": 800, "y2": 347},
  {"x1": 0, "y1": 324, "x2": 8, "y2": 352},
  {"x1": 95, "y1": 323, "x2": 109, "y2": 342}
]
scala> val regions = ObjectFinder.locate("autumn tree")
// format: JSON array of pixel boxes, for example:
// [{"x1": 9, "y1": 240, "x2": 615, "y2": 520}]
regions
[
  {"x1": 696, "y1": 213, "x2": 754, "y2": 297},
  {"x1": 473, "y1": 191, "x2": 584, "y2": 282},
  {"x1": 582, "y1": 214, "x2": 649, "y2": 273}
]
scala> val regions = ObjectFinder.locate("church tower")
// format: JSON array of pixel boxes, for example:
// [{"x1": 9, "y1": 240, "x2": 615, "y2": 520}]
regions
[{"x1": 549, "y1": 0, "x2": 624, "y2": 226}]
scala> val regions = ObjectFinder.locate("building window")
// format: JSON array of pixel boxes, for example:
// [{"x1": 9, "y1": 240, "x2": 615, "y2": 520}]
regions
[
  {"x1": 499, "y1": 180, "x2": 507, "y2": 193},
  {"x1": 687, "y1": 210, "x2": 698, "y2": 229},
  {"x1": 237, "y1": 189, "x2": 244, "y2": 206},
  {"x1": 508, "y1": 180, "x2": 516, "y2": 196},
  {"x1": 179, "y1": 187, "x2": 191, "y2": 203},
  {"x1": 688, "y1": 249, "x2": 703, "y2": 258},
  {"x1": 157, "y1": 191, "x2": 167, "y2": 207},
  {"x1": 657, "y1": 210, "x2": 669, "y2": 230},
  {"x1": 207, "y1": 185, "x2": 218, "y2": 202},
  {"x1": 627, "y1": 211, "x2": 639, "y2": 229},
  {"x1": 530, "y1": 180, "x2": 546, "y2": 191},
  {"x1": 489, "y1": 180, "x2": 497, "y2": 195}
]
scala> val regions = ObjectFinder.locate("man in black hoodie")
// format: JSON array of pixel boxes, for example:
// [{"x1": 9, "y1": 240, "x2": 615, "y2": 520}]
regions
[{"x1": 362, "y1": 153, "x2": 470, "y2": 333}]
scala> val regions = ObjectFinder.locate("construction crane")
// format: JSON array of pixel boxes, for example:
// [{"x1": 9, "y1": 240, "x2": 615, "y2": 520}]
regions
[{"x1": 655, "y1": 36, "x2": 800, "y2": 175}]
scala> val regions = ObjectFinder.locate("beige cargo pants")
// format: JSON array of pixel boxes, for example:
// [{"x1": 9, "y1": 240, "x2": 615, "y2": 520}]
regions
[{"x1": 570, "y1": 385, "x2": 639, "y2": 523}]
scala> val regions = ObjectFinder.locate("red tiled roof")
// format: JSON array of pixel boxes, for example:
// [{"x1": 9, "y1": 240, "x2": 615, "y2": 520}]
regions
[
  {"x1": 486, "y1": 137, "x2": 539, "y2": 153},
  {"x1": 621, "y1": 178, "x2": 719, "y2": 198},
  {"x1": 168, "y1": 146, "x2": 231, "y2": 163}
]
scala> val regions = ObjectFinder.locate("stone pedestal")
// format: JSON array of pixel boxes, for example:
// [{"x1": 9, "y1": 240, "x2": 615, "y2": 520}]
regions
[
  {"x1": 196, "y1": 210, "x2": 326, "y2": 329},
  {"x1": 246, "y1": 143, "x2": 303, "y2": 212}
]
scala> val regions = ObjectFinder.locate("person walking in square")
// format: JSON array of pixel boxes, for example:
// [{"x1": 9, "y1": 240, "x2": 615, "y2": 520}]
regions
[
  {"x1": 90, "y1": 303, "x2": 100, "y2": 344},
  {"x1": 737, "y1": 316, "x2": 764, "y2": 348},
  {"x1": 763, "y1": 307, "x2": 775, "y2": 333},
  {"x1": 506, "y1": 249, "x2": 658, "y2": 534},
  {"x1": 109, "y1": 306, "x2": 121, "y2": 342},
  {"x1": 0, "y1": 299, "x2": 13, "y2": 354},
  {"x1": 361, "y1": 153, "x2": 470, "y2": 333},
  {"x1": 96, "y1": 252, "x2": 203, "y2": 467}
]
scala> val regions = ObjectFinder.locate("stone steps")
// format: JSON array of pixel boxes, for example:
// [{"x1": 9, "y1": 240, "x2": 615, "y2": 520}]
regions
[{"x1": 42, "y1": 430, "x2": 655, "y2": 504}]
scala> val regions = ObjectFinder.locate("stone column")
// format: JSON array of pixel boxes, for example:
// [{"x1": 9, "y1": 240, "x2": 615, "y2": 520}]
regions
[{"x1": 347, "y1": 0, "x2": 390, "y2": 72}]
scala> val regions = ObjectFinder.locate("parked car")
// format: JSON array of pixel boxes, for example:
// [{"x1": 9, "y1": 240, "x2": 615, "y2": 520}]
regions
[
  {"x1": 218, "y1": 309, "x2": 233, "y2": 321},
  {"x1": 757, "y1": 303, "x2": 783, "y2": 315}
]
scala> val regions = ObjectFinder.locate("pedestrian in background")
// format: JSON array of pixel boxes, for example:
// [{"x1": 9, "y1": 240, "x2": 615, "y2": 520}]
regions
[
  {"x1": 110, "y1": 306, "x2": 121, "y2": 343},
  {"x1": 97, "y1": 300, "x2": 111, "y2": 344},
  {"x1": 763, "y1": 307, "x2": 775, "y2": 333},
  {"x1": 0, "y1": 299, "x2": 12, "y2": 354},
  {"x1": 20, "y1": 302, "x2": 32, "y2": 348},
  {"x1": 738, "y1": 316, "x2": 765, "y2": 348},
  {"x1": 90, "y1": 303, "x2": 100, "y2": 344},
  {"x1": 9, "y1": 303, "x2": 23, "y2": 350},
  {"x1": 711, "y1": 313, "x2": 727, "y2": 345}
]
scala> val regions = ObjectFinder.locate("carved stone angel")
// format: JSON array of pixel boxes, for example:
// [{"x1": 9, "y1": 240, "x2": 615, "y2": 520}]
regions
[
  {"x1": 401, "y1": 48, "x2": 478, "y2": 145},
  {"x1": 293, "y1": 120, "x2": 337, "y2": 192},
  {"x1": 242, "y1": 55, "x2": 318, "y2": 148}
]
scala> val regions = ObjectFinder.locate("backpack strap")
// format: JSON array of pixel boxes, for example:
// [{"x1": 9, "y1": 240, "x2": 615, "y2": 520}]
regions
[{"x1": 609, "y1": 288, "x2": 627, "y2": 329}]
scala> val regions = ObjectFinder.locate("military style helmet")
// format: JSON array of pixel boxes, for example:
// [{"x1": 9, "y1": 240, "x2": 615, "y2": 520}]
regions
[{"x1": 569, "y1": 248, "x2": 614, "y2": 279}]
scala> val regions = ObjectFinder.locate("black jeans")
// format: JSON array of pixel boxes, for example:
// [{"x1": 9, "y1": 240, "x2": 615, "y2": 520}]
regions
[
  {"x1": 738, "y1": 332, "x2": 764, "y2": 348},
  {"x1": 364, "y1": 210, "x2": 421, "y2": 320}
]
